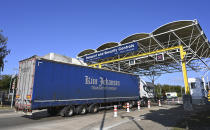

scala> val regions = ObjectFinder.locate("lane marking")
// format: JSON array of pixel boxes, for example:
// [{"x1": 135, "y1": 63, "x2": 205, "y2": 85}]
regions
[
  {"x1": 102, "y1": 116, "x2": 142, "y2": 130},
  {"x1": 0, "y1": 112, "x2": 22, "y2": 118}
]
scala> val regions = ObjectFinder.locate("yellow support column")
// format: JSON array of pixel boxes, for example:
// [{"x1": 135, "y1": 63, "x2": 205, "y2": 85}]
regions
[{"x1": 179, "y1": 46, "x2": 190, "y2": 95}]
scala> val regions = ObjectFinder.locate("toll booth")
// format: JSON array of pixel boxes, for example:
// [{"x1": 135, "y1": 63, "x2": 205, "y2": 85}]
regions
[{"x1": 77, "y1": 20, "x2": 210, "y2": 109}]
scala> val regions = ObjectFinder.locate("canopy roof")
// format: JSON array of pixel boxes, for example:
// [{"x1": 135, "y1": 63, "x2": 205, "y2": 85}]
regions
[
  {"x1": 77, "y1": 49, "x2": 96, "y2": 57},
  {"x1": 120, "y1": 33, "x2": 149, "y2": 44},
  {"x1": 96, "y1": 42, "x2": 119, "y2": 51},
  {"x1": 152, "y1": 20, "x2": 194, "y2": 35},
  {"x1": 77, "y1": 20, "x2": 210, "y2": 75}
]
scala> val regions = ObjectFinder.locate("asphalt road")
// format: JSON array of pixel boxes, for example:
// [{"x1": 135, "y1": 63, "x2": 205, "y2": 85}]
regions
[{"x1": 0, "y1": 103, "x2": 186, "y2": 130}]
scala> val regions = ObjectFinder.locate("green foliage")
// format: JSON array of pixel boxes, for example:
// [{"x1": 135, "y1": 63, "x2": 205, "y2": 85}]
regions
[
  {"x1": 155, "y1": 84, "x2": 185, "y2": 97},
  {"x1": 0, "y1": 32, "x2": 10, "y2": 72},
  {"x1": 0, "y1": 75, "x2": 11, "y2": 90}
]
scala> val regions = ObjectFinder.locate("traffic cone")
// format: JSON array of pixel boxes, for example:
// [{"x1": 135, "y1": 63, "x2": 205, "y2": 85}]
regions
[
  {"x1": 178, "y1": 98, "x2": 180, "y2": 104},
  {"x1": 114, "y1": 105, "x2": 117, "y2": 117},
  {"x1": 148, "y1": 100, "x2": 151, "y2": 108},
  {"x1": 126, "y1": 102, "x2": 130, "y2": 112},
  {"x1": 158, "y1": 100, "x2": 161, "y2": 107},
  {"x1": 137, "y1": 101, "x2": 141, "y2": 111}
]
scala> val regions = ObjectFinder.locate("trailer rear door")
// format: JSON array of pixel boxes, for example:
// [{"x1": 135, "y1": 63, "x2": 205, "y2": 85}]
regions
[{"x1": 15, "y1": 57, "x2": 36, "y2": 111}]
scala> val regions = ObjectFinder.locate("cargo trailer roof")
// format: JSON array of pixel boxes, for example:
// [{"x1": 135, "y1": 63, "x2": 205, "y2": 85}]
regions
[{"x1": 19, "y1": 56, "x2": 139, "y2": 76}]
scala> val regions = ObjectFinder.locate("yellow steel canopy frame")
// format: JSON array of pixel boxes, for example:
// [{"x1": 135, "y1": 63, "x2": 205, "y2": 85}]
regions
[{"x1": 89, "y1": 45, "x2": 190, "y2": 94}]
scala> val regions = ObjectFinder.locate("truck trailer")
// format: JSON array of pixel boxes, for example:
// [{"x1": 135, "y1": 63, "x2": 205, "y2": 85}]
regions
[{"x1": 15, "y1": 55, "x2": 140, "y2": 117}]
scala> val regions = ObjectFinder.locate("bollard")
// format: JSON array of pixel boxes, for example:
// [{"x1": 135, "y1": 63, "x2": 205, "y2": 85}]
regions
[
  {"x1": 172, "y1": 98, "x2": 174, "y2": 104},
  {"x1": 137, "y1": 101, "x2": 140, "y2": 111},
  {"x1": 126, "y1": 102, "x2": 130, "y2": 112},
  {"x1": 114, "y1": 105, "x2": 117, "y2": 117},
  {"x1": 148, "y1": 100, "x2": 150, "y2": 108},
  {"x1": 158, "y1": 100, "x2": 161, "y2": 107},
  {"x1": 178, "y1": 98, "x2": 180, "y2": 104},
  {"x1": 183, "y1": 95, "x2": 193, "y2": 111}
]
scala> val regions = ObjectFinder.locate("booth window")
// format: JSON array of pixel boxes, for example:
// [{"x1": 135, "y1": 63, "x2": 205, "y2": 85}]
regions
[{"x1": 191, "y1": 83, "x2": 196, "y2": 88}]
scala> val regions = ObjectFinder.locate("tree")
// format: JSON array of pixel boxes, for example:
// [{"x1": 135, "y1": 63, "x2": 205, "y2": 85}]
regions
[
  {"x1": 154, "y1": 84, "x2": 185, "y2": 97},
  {"x1": 145, "y1": 70, "x2": 160, "y2": 84},
  {"x1": 0, "y1": 31, "x2": 10, "y2": 72},
  {"x1": 0, "y1": 75, "x2": 12, "y2": 90}
]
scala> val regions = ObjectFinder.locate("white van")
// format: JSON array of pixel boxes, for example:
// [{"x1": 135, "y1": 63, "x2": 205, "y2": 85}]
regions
[{"x1": 166, "y1": 92, "x2": 177, "y2": 99}]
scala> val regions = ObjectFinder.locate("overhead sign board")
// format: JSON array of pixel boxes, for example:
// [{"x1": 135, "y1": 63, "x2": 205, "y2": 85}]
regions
[
  {"x1": 129, "y1": 59, "x2": 135, "y2": 66},
  {"x1": 156, "y1": 53, "x2": 164, "y2": 61},
  {"x1": 82, "y1": 42, "x2": 139, "y2": 62}
]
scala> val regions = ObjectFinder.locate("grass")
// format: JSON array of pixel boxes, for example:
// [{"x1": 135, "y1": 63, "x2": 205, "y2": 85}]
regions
[{"x1": 0, "y1": 105, "x2": 12, "y2": 110}]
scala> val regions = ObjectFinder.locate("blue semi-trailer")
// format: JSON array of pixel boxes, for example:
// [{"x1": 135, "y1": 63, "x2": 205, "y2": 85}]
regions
[{"x1": 15, "y1": 56, "x2": 140, "y2": 117}]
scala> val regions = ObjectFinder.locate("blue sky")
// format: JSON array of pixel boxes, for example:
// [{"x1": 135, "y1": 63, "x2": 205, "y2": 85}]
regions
[{"x1": 0, "y1": 0, "x2": 210, "y2": 86}]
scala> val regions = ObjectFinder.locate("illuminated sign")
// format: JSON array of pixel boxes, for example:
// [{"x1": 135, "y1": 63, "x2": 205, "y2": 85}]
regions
[
  {"x1": 82, "y1": 42, "x2": 139, "y2": 62},
  {"x1": 156, "y1": 53, "x2": 164, "y2": 61}
]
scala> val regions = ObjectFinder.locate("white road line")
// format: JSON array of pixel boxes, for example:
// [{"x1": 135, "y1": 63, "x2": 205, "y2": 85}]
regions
[
  {"x1": 102, "y1": 117, "x2": 142, "y2": 130},
  {"x1": 0, "y1": 112, "x2": 22, "y2": 118}
]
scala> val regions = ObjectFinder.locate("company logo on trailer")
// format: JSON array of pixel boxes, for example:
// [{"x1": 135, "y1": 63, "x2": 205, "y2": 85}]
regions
[{"x1": 85, "y1": 76, "x2": 120, "y2": 87}]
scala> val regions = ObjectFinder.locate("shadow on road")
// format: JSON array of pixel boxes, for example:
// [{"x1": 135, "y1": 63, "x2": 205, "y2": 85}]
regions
[
  {"x1": 23, "y1": 110, "x2": 58, "y2": 120},
  {"x1": 100, "y1": 109, "x2": 107, "y2": 130},
  {"x1": 142, "y1": 105, "x2": 184, "y2": 127}
]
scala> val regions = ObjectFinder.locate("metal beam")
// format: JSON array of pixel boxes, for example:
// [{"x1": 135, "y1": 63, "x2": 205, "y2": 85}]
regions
[
  {"x1": 89, "y1": 46, "x2": 181, "y2": 67},
  {"x1": 180, "y1": 46, "x2": 190, "y2": 94},
  {"x1": 89, "y1": 45, "x2": 191, "y2": 95},
  {"x1": 172, "y1": 32, "x2": 210, "y2": 70}
]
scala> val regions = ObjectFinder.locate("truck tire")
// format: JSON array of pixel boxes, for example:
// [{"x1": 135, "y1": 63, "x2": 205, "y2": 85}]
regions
[
  {"x1": 75, "y1": 105, "x2": 87, "y2": 115},
  {"x1": 60, "y1": 106, "x2": 74, "y2": 117},
  {"x1": 88, "y1": 104, "x2": 99, "y2": 113},
  {"x1": 47, "y1": 107, "x2": 59, "y2": 116}
]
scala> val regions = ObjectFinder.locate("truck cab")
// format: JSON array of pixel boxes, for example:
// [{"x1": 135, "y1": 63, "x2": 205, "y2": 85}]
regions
[
  {"x1": 188, "y1": 78, "x2": 208, "y2": 104},
  {"x1": 139, "y1": 80, "x2": 155, "y2": 106}
]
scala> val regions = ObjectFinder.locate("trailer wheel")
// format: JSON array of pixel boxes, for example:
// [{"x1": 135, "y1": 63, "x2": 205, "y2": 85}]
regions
[
  {"x1": 75, "y1": 105, "x2": 87, "y2": 115},
  {"x1": 47, "y1": 107, "x2": 59, "y2": 116},
  {"x1": 67, "y1": 107, "x2": 74, "y2": 116},
  {"x1": 60, "y1": 106, "x2": 74, "y2": 117},
  {"x1": 88, "y1": 104, "x2": 99, "y2": 113}
]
